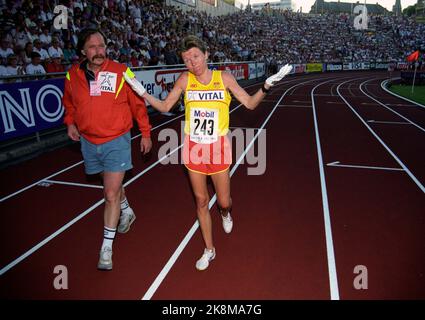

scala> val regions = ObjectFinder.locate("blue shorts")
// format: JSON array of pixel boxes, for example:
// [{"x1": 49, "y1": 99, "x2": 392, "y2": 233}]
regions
[{"x1": 80, "y1": 132, "x2": 133, "y2": 174}]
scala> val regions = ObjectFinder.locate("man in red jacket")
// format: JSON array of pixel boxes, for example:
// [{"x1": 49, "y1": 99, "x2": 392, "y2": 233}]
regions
[{"x1": 63, "y1": 28, "x2": 152, "y2": 270}]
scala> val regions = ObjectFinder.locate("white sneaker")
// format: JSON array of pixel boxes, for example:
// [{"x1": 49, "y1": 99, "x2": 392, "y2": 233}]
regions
[
  {"x1": 195, "y1": 248, "x2": 216, "y2": 271},
  {"x1": 221, "y1": 212, "x2": 233, "y2": 234},
  {"x1": 97, "y1": 246, "x2": 113, "y2": 270},
  {"x1": 118, "y1": 208, "x2": 136, "y2": 233}
]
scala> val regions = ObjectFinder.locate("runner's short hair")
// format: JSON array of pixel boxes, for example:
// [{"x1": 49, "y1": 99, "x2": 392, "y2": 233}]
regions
[{"x1": 179, "y1": 35, "x2": 208, "y2": 54}]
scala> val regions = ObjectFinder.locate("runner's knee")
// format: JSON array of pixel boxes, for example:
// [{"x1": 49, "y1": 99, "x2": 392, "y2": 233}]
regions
[{"x1": 194, "y1": 194, "x2": 209, "y2": 209}]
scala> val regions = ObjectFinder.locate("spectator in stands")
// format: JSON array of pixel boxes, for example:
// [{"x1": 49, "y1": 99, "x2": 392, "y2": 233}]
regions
[
  {"x1": 39, "y1": 26, "x2": 52, "y2": 47},
  {"x1": 63, "y1": 41, "x2": 77, "y2": 64},
  {"x1": 5, "y1": 54, "x2": 25, "y2": 76},
  {"x1": 118, "y1": 53, "x2": 132, "y2": 68},
  {"x1": 129, "y1": 51, "x2": 142, "y2": 67},
  {"x1": 48, "y1": 38, "x2": 64, "y2": 60},
  {"x1": 27, "y1": 25, "x2": 40, "y2": 44},
  {"x1": 46, "y1": 52, "x2": 65, "y2": 73},
  {"x1": 33, "y1": 39, "x2": 50, "y2": 62},
  {"x1": 62, "y1": 28, "x2": 152, "y2": 271},
  {"x1": 0, "y1": 38, "x2": 14, "y2": 65},
  {"x1": 22, "y1": 42, "x2": 34, "y2": 65},
  {"x1": 163, "y1": 43, "x2": 179, "y2": 65},
  {"x1": 13, "y1": 24, "x2": 30, "y2": 50},
  {"x1": 124, "y1": 35, "x2": 292, "y2": 271},
  {"x1": 0, "y1": 64, "x2": 8, "y2": 82},
  {"x1": 25, "y1": 51, "x2": 46, "y2": 75}
]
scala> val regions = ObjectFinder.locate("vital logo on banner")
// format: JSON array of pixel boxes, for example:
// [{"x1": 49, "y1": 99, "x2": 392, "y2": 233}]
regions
[{"x1": 0, "y1": 79, "x2": 65, "y2": 141}]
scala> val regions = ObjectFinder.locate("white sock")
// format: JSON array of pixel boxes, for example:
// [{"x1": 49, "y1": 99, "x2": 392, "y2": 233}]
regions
[
  {"x1": 102, "y1": 227, "x2": 116, "y2": 250},
  {"x1": 120, "y1": 197, "x2": 132, "y2": 214}
]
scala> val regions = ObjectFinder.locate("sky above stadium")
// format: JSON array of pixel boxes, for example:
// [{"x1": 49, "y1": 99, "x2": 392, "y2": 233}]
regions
[{"x1": 243, "y1": 0, "x2": 418, "y2": 12}]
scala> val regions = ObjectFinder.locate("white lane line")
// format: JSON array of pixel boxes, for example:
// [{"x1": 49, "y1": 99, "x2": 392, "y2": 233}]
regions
[
  {"x1": 0, "y1": 101, "x2": 247, "y2": 275},
  {"x1": 0, "y1": 161, "x2": 84, "y2": 203},
  {"x1": 0, "y1": 199, "x2": 106, "y2": 276},
  {"x1": 385, "y1": 104, "x2": 419, "y2": 107},
  {"x1": 361, "y1": 102, "x2": 380, "y2": 106},
  {"x1": 311, "y1": 78, "x2": 342, "y2": 301},
  {"x1": 330, "y1": 83, "x2": 337, "y2": 96},
  {"x1": 347, "y1": 82, "x2": 355, "y2": 97},
  {"x1": 141, "y1": 77, "x2": 321, "y2": 300},
  {"x1": 381, "y1": 79, "x2": 425, "y2": 109},
  {"x1": 43, "y1": 179, "x2": 104, "y2": 189},
  {"x1": 337, "y1": 79, "x2": 425, "y2": 193},
  {"x1": 361, "y1": 79, "x2": 425, "y2": 133},
  {"x1": 326, "y1": 161, "x2": 404, "y2": 171},
  {"x1": 367, "y1": 120, "x2": 411, "y2": 125},
  {"x1": 0, "y1": 145, "x2": 183, "y2": 276},
  {"x1": 131, "y1": 113, "x2": 184, "y2": 140}
]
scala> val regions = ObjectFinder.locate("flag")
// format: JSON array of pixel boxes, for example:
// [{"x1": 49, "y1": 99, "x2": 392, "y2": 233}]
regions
[{"x1": 407, "y1": 50, "x2": 420, "y2": 62}]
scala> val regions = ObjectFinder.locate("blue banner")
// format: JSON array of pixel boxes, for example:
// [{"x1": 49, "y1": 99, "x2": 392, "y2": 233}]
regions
[{"x1": 0, "y1": 78, "x2": 65, "y2": 142}]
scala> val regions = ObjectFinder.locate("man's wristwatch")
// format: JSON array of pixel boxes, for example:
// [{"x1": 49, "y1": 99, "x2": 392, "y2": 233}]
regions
[{"x1": 261, "y1": 84, "x2": 270, "y2": 94}]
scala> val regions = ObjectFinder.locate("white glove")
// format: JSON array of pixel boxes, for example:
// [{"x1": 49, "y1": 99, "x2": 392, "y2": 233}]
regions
[
  {"x1": 123, "y1": 72, "x2": 146, "y2": 96},
  {"x1": 265, "y1": 64, "x2": 293, "y2": 86}
]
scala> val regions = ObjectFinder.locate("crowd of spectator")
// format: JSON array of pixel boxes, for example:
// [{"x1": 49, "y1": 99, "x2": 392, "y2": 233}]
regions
[{"x1": 0, "y1": 0, "x2": 424, "y2": 79}]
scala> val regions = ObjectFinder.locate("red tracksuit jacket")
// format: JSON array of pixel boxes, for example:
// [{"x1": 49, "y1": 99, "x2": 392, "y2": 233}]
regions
[{"x1": 63, "y1": 59, "x2": 151, "y2": 144}]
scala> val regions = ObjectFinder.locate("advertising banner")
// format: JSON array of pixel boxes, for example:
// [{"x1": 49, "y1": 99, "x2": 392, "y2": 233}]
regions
[
  {"x1": 294, "y1": 64, "x2": 306, "y2": 74},
  {"x1": 306, "y1": 63, "x2": 323, "y2": 72},
  {"x1": 248, "y1": 62, "x2": 266, "y2": 79},
  {"x1": 0, "y1": 78, "x2": 65, "y2": 141},
  {"x1": 326, "y1": 63, "x2": 343, "y2": 71},
  {"x1": 218, "y1": 64, "x2": 249, "y2": 80}
]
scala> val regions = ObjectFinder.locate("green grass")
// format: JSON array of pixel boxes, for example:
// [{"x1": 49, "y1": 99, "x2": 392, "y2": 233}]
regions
[{"x1": 388, "y1": 84, "x2": 425, "y2": 105}]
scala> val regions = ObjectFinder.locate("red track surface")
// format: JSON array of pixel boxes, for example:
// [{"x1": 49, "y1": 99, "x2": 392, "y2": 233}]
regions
[{"x1": 1, "y1": 71, "x2": 424, "y2": 300}]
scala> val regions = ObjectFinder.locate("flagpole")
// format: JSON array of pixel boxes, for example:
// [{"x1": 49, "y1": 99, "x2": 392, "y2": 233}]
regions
[{"x1": 412, "y1": 62, "x2": 417, "y2": 94}]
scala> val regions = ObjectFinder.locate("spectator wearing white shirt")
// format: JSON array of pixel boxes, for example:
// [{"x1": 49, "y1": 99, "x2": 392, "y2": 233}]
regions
[
  {"x1": 25, "y1": 52, "x2": 46, "y2": 75},
  {"x1": 14, "y1": 24, "x2": 30, "y2": 50},
  {"x1": 0, "y1": 38, "x2": 14, "y2": 65},
  {"x1": 22, "y1": 42, "x2": 34, "y2": 65},
  {"x1": 6, "y1": 54, "x2": 25, "y2": 76},
  {"x1": 48, "y1": 38, "x2": 64, "y2": 60},
  {"x1": 73, "y1": 0, "x2": 84, "y2": 11},
  {"x1": 39, "y1": 27, "x2": 52, "y2": 47},
  {"x1": 39, "y1": 4, "x2": 54, "y2": 23},
  {"x1": 33, "y1": 39, "x2": 50, "y2": 62},
  {"x1": 0, "y1": 63, "x2": 8, "y2": 79},
  {"x1": 26, "y1": 25, "x2": 40, "y2": 44}
]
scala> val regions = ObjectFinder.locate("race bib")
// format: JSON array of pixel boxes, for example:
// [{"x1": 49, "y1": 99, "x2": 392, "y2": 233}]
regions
[
  {"x1": 90, "y1": 80, "x2": 101, "y2": 96},
  {"x1": 190, "y1": 108, "x2": 218, "y2": 144}
]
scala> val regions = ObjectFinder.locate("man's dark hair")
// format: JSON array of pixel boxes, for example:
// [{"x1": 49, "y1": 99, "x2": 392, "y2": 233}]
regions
[
  {"x1": 30, "y1": 51, "x2": 41, "y2": 59},
  {"x1": 77, "y1": 28, "x2": 107, "y2": 54}
]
